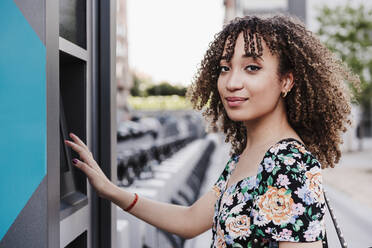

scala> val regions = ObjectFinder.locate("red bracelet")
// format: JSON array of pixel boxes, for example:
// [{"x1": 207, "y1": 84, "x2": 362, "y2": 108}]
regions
[{"x1": 124, "y1": 193, "x2": 138, "y2": 212}]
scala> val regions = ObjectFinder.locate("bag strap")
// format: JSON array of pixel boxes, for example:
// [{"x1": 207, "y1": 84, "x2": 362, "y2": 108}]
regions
[{"x1": 323, "y1": 190, "x2": 348, "y2": 248}]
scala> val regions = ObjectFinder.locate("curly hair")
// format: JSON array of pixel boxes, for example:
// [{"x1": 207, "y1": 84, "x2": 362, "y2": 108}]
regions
[{"x1": 187, "y1": 15, "x2": 360, "y2": 168}]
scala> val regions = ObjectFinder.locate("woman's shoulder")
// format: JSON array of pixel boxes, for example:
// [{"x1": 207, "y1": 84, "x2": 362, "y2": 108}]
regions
[{"x1": 263, "y1": 137, "x2": 322, "y2": 173}]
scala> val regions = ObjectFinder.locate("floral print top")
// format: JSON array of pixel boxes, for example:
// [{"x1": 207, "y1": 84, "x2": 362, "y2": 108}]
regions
[{"x1": 211, "y1": 138, "x2": 326, "y2": 248}]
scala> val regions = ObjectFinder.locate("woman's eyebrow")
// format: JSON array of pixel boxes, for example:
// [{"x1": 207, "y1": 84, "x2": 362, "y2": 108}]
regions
[
  {"x1": 219, "y1": 55, "x2": 264, "y2": 62},
  {"x1": 242, "y1": 54, "x2": 264, "y2": 61},
  {"x1": 220, "y1": 55, "x2": 228, "y2": 61}
]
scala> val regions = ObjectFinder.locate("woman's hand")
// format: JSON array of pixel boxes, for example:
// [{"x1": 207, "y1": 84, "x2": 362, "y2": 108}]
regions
[{"x1": 64, "y1": 133, "x2": 114, "y2": 199}]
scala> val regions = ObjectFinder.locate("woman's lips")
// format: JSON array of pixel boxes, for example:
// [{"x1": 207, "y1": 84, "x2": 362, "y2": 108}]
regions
[{"x1": 225, "y1": 97, "x2": 248, "y2": 107}]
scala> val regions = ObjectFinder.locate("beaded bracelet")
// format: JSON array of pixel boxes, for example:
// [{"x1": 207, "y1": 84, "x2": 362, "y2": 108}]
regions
[{"x1": 124, "y1": 193, "x2": 138, "y2": 212}]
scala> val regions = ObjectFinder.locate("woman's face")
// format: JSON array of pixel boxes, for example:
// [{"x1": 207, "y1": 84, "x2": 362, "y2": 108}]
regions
[{"x1": 217, "y1": 32, "x2": 287, "y2": 123}]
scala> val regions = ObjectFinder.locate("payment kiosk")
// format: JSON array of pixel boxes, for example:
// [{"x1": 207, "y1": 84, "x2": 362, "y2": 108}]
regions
[{"x1": 0, "y1": 0, "x2": 117, "y2": 247}]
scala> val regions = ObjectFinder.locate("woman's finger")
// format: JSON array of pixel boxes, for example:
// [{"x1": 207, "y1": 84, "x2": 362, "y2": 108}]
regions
[
  {"x1": 64, "y1": 140, "x2": 85, "y2": 155},
  {"x1": 69, "y1": 133, "x2": 89, "y2": 150},
  {"x1": 65, "y1": 140, "x2": 101, "y2": 170},
  {"x1": 72, "y1": 158, "x2": 94, "y2": 177},
  {"x1": 65, "y1": 140, "x2": 96, "y2": 166}
]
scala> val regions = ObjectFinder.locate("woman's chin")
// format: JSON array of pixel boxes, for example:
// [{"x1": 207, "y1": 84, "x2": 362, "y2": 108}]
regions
[{"x1": 226, "y1": 113, "x2": 250, "y2": 122}]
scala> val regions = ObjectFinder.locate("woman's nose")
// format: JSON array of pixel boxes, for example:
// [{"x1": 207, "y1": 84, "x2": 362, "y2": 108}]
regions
[{"x1": 226, "y1": 72, "x2": 244, "y2": 91}]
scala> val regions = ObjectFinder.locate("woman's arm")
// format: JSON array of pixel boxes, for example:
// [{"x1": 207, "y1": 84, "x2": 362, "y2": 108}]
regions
[
  {"x1": 109, "y1": 186, "x2": 217, "y2": 239},
  {"x1": 279, "y1": 241, "x2": 323, "y2": 248},
  {"x1": 65, "y1": 133, "x2": 217, "y2": 239}
]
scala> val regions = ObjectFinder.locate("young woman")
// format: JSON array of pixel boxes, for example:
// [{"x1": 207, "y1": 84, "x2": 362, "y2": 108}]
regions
[{"x1": 65, "y1": 15, "x2": 359, "y2": 247}]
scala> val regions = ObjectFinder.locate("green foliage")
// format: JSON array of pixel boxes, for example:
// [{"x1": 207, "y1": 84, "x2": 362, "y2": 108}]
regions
[
  {"x1": 146, "y1": 81, "x2": 187, "y2": 96},
  {"x1": 130, "y1": 73, "x2": 143, "y2": 96},
  {"x1": 316, "y1": 3, "x2": 372, "y2": 108},
  {"x1": 128, "y1": 95, "x2": 191, "y2": 110},
  {"x1": 130, "y1": 73, "x2": 187, "y2": 97}
]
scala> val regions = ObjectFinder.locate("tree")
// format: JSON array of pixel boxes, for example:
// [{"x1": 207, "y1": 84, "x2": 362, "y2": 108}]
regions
[
  {"x1": 316, "y1": 3, "x2": 372, "y2": 137},
  {"x1": 146, "y1": 81, "x2": 187, "y2": 96},
  {"x1": 130, "y1": 73, "x2": 142, "y2": 96},
  {"x1": 317, "y1": 3, "x2": 372, "y2": 106}
]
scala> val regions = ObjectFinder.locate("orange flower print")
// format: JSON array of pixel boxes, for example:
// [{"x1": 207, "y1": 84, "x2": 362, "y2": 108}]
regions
[
  {"x1": 225, "y1": 215, "x2": 251, "y2": 239},
  {"x1": 305, "y1": 166, "x2": 323, "y2": 201},
  {"x1": 212, "y1": 185, "x2": 221, "y2": 198},
  {"x1": 258, "y1": 186, "x2": 294, "y2": 225},
  {"x1": 269, "y1": 143, "x2": 288, "y2": 155},
  {"x1": 282, "y1": 155, "x2": 296, "y2": 165},
  {"x1": 293, "y1": 142, "x2": 307, "y2": 154},
  {"x1": 216, "y1": 224, "x2": 227, "y2": 248}
]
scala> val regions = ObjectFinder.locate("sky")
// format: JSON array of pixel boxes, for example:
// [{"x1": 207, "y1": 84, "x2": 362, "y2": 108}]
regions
[
  {"x1": 127, "y1": 0, "x2": 224, "y2": 86},
  {"x1": 126, "y1": 0, "x2": 370, "y2": 87}
]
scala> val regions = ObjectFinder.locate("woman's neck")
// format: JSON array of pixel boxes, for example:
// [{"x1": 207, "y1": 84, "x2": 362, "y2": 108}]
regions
[{"x1": 242, "y1": 105, "x2": 295, "y2": 153}]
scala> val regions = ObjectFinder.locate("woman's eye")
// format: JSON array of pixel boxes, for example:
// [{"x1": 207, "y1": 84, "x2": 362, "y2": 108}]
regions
[
  {"x1": 245, "y1": 65, "x2": 261, "y2": 72},
  {"x1": 219, "y1": 66, "x2": 230, "y2": 73}
]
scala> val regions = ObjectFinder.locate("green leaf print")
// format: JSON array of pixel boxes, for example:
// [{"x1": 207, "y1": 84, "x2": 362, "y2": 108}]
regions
[
  {"x1": 241, "y1": 187, "x2": 248, "y2": 194},
  {"x1": 290, "y1": 148, "x2": 299, "y2": 153},
  {"x1": 257, "y1": 229, "x2": 265, "y2": 237},
  {"x1": 247, "y1": 241, "x2": 253, "y2": 248},
  {"x1": 257, "y1": 173, "x2": 262, "y2": 182},
  {"x1": 258, "y1": 185, "x2": 263, "y2": 194},
  {"x1": 272, "y1": 166, "x2": 280, "y2": 175},
  {"x1": 306, "y1": 155, "x2": 311, "y2": 163},
  {"x1": 291, "y1": 168, "x2": 299, "y2": 173},
  {"x1": 291, "y1": 174, "x2": 297, "y2": 180},
  {"x1": 267, "y1": 176, "x2": 273, "y2": 186},
  {"x1": 308, "y1": 207, "x2": 312, "y2": 216},
  {"x1": 296, "y1": 219, "x2": 304, "y2": 227},
  {"x1": 285, "y1": 189, "x2": 292, "y2": 195},
  {"x1": 293, "y1": 224, "x2": 300, "y2": 232},
  {"x1": 232, "y1": 243, "x2": 243, "y2": 248},
  {"x1": 280, "y1": 223, "x2": 288, "y2": 228}
]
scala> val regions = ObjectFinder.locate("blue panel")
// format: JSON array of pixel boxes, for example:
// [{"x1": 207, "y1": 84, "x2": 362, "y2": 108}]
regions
[{"x1": 0, "y1": 0, "x2": 46, "y2": 241}]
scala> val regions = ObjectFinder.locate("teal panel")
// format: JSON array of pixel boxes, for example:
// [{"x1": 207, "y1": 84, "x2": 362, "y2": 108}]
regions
[{"x1": 0, "y1": 0, "x2": 46, "y2": 241}]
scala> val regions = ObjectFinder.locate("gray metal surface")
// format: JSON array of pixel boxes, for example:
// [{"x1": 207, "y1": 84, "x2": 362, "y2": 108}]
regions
[
  {"x1": 13, "y1": 0, "x2": 45, "y2": 44},
  {"x1": 46, "y1": 0, "x2": 60, "y2": 246},
  {"x1": 0, "y1": 177, "x2": 47, "y2": 248},
  {"x1": 91, "y1": 0, "x2": 118, "y2": 247}
]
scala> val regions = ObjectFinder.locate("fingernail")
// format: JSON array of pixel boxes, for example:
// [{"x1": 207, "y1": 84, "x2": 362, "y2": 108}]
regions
[{"x1": 72, "y1": 159, "x2": 78, "y2": 164}]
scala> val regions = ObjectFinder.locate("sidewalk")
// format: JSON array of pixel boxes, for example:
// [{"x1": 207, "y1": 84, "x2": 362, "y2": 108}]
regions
[
  {"x1": 322, "y1": 137, "x2": 372, "y2": 209},
  {"x1": 322, "y1": 137, "x2": 372, "y2": 247}
]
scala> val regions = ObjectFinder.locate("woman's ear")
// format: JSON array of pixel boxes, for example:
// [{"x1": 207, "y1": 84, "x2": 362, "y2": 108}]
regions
[{"x1": 282, "y1": 72, "x2": 294, "y2": 92}]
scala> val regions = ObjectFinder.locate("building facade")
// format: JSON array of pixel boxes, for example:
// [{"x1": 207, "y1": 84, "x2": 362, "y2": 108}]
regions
[
  {"x1": 223, "y1": 0, "x2": 306, "y2": 24},
  {"x1": 116, "y1": 0, "x2": 133, "y2": 123}
]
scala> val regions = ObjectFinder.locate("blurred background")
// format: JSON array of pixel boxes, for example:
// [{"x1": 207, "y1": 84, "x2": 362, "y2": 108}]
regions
[
  {"x1": 0, "y1": 0, "x2": 371, "y2": 247},
  {"x1": 116, "y1": 0, "x2": 372, "y2": 247}
]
